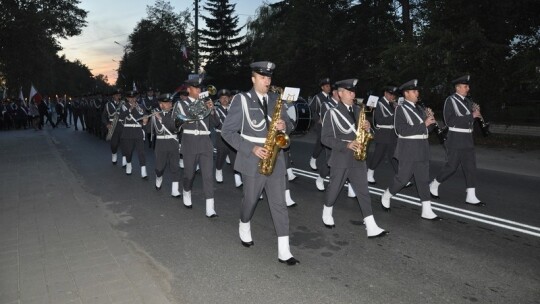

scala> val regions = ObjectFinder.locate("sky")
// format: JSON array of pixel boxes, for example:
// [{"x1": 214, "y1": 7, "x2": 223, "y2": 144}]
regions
[{"x1": 58, "y1": 0, "x2": 276, "y2": 84}]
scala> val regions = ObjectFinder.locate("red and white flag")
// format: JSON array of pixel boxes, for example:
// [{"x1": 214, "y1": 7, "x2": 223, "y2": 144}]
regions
[
  {"x1": 181, "y1": 45, "x2": 188, "y2": 60},
  {"x1": 29, "y1": 83, "x2": 42, "y2": 103}
]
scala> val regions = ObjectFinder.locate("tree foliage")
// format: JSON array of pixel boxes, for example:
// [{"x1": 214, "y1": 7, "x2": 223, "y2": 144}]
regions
[
  {"x1": 115, "y1": 0, "x2": 192, "y2": 92},
  {"x1": 0, "y1": 0, "x2": 89, "y2": 96},
  {"x1": 199, "y1": 0, "x2": 245, "y2": 89}
]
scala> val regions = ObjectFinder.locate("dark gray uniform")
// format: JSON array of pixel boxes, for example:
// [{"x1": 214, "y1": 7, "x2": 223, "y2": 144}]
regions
[
  {"x1": 148, "y1": 111, "x2": 179, "y2": 182},
  {"x1": 321, "y1": 102, "x2": 373, "y2": 217},
  {"x1": 221, "y1": 88, "x2": 294, "y2": 237},
  {"x1": 215, "y1": 104, "x2": 236, "y2": 170},
  {"x1": 102, "y1": 99, "x2": 123, "y2": 154},
  {"x1": 435, "y1": 93, "x2": 476, "y2": 186},
  {"x1": 368, "y1": 96, "x2": 398, "y2": 173},
  {"x1": 119, "y1": 104, "x2": 146, "y2": 167},
  {"x1": 317, "y1": 96, "x2": 339, "y2": 178},
  {"x1": 140, "y1": 95, "x2": 158, "y2": 147},
  {"x1": 176, "y1": 97, "x2": 219, "y2": 199},
  {"x1": 310, "y1": 91, "x2": 330, "y2": 160},
  {"x1": 388, "y1": 101, "x2": 431, "y2": 201}
]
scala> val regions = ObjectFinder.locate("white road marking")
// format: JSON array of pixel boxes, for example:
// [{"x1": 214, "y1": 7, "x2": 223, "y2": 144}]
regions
[{"x1": 291, "y1": 168, "x2": 540, "y2": 238}]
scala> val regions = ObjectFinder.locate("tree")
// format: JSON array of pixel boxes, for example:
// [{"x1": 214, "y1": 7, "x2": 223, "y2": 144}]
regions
[
  {"x1": 199, "y1": 0, "x2": 245, "y2": 89},
  {"x1": 116, "y1": 0, "x2": 192, "y2": 92},
  {"x1": 0, "y1": 0, "x2": 87, "y2": 95}
]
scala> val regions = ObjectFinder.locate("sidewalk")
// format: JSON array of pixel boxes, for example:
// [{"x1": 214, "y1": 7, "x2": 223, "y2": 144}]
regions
[
  {"x1": 292, "y1": 129, "x2": 540, "y2": 178},
  {"x1": 0, "y1": 130, "x2": 171, "y2": 304}
]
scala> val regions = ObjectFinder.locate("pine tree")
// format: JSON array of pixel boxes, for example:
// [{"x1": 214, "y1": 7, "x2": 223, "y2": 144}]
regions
[{"x1": 199, "y1": 0, "x2": 245, "y2": 89}]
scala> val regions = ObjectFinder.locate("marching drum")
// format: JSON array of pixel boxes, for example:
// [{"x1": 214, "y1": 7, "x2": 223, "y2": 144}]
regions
[{"x1": 286, "y1": 98, "x2": 311, "y2": 134}]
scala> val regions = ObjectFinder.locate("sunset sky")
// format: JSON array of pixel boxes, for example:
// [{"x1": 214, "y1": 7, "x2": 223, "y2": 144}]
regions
[{"x1": 58, "y1": 0, "x2": 276, "y2": 84}]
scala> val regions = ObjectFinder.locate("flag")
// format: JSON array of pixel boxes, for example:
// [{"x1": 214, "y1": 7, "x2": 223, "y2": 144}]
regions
[
  {"x1": 181, "y1": 45, "x2": 188, "y2": 60},
  {"x1": 29, "y1": 83, "x2": 42, "y2": 103},
  {"x1": 132, "y1": 81, "x2": 137, "y2": 92},
  {"x1": 19, "y1": 86, "x2": 26, "y2": 107}
]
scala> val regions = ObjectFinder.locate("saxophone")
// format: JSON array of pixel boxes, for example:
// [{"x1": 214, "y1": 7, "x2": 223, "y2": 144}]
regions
[
  {"x1": 353, "y1": 102, "x2": 374, "y2": 161},
  {"x1": 258, "y1": 86, "x2": 290, "y2": 176}
]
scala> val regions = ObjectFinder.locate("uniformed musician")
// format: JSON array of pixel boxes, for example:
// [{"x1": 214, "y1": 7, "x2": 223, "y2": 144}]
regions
[
  {"x1": 315, "y1": 83, "x2": 339, "y2": 191},
  {"x1": 140, "y1": 87, "x2": 158, "y2": 148},
  {"x1": 214, "y1": 88, "x2": 240, "y2": 185},
  {"x1": 430, "y1": 75, "x2": 485, "y2": 206},
  {"x1": 380, "y1": 79, "x2": 440, "y2": 220},
  {"x1": 102, "y1": 89, "x2": 125, "y2": 166},
  {"x1": 221, "y1": 61, "x2": 299, "y2": 265},
  {"x1": 147, "y1": 93, "x2": 181, "y2": 197},
  {"x1": 118, "y1": 90, "x2": 148, "y2": 178},
  {"x1": 309, "y1": 77, "x2": 332, "y2": 171},
  {"x1": 367, "y1": 86, "x2": 399, "y2": 184},
  {"x1": 176, "y1": 78, "x2": 219, "y2": 218},
  {"x1": 320, "y1": 79, "x2": 387, "y2": 238}
]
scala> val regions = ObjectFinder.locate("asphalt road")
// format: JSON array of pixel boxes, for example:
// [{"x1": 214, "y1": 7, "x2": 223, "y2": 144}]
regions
[{"x1": 49, "y1": 127, "x2": 539, "y2": 304}]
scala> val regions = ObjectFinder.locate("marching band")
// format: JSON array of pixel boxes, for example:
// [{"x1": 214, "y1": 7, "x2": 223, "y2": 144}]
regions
[{"x1": 15, "y1": 62, "x2": 486, "y2": 266}]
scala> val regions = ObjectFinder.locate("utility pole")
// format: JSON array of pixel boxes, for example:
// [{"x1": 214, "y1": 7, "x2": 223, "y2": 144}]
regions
[{"x1": 194, "y1": 0, "x2": 199, "y2": 74}]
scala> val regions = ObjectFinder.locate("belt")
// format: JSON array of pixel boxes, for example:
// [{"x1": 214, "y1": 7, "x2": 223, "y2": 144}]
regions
[
  {"x1": 183, "y1": 129, "x2": 210, "y2": 135},
  {"x1": 398, "y1": 134, "x2": 428, "y2": 139},
  {"x1": 123, "y1": 123, "x2": 140, "y2": 128},
  {"x1": 156, "y1": 135, "x2": 177, "y2": 139},
  {"x1": 241, "y1": 134, "x2": 266, "y2": 144},
  {"x1": 376, "y1": 124, "x2": 394, "y2": 129},
  {"x1": 449, "y1": 127, "x2": 473, "y2": 133}
]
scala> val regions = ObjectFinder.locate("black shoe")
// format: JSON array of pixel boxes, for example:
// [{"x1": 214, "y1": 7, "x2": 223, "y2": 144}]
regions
[
  {"x1": 430, "y1": 192, "x2": 439, "y2": 199},
  {"x1": 287, "y1": 203, "x2": 297, "y2": 208},
  {"x1": 465, "y1": 201, "x2": 486, "y2": 207},
  {"x1": 422, "y1": 216, "x2": 442, "y2": 221},
  {"x1": 207, "y1": 214, "x2": 219, "y2": 219},
  {"x1": 278, "y1": 257, "x2": 300, "y2": 266},
  {"x1": 156, "y1": 185, "x2": 162, "y2": 190},
  {"x1": 241, "y1": 240, "x2": 254, "y2": 247},
  {"x1": 368, "y1": 231, "x2": 389, "y2": 238},
  {"x1": 381, "y1": 203, "x2": 391, "y2": 212},
  {"x1": 184, "y1": 204, "x2": 192, "y2": 209},
  {"x1": 142, "y1": 176, "x2": 148, "y2": 180},
  {"x1": 112, "y1": 161, "x2": 117, "y2": 165},
  {"x1": 368, "y1": 181, "x2": 376, "y2": 185},
  {"x1": 323, "y1": 223, "x2": 335, "y2": 229}
]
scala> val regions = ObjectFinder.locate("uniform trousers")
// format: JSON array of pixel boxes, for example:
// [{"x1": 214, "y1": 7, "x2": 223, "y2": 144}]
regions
[
  {"x1": 241, "y1": 172, "x2": 289, "y2": 237},
  {"x1": 182, "y1": 149, "x2": 214, "y2": 199},
  {"x1": 325, "y1": 164, "x2": 373, "y2": 218},
  {"x1": 368, "y1": 142, "x2": 398, "y2": 173},
  {"x1": 154, "y1": 139, "x2": 180, "y2": 182},
  {"x1": 109, "y1": 126, "x2": 122, "y2": 154},
  {"x1": 311, "y1": 123, "x2": 324, "y2": 158},
  {"x1": 389, "y1": 160, "x2": 430, "y2": 201},
  {"x1": 215, "y1": 134, "x2": 236, "y2": 170},
  {"x1": 436, "y1": 148, "x2": 477, "y2": 187},
  {"x1": 121, "y1": 137, "x2": 146, "y2": 165},
  {"x1": 316, "y1": 148, "x2": 331, "y2": 178}
]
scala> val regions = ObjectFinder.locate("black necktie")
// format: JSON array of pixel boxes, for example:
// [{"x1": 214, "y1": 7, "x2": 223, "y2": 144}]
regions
[
  {"x1": 348, "y1": 106, "x2": 357, "y2": 128},
  {"x1": 261, "y1": 96, "x2": 269, "y2": 129}
]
